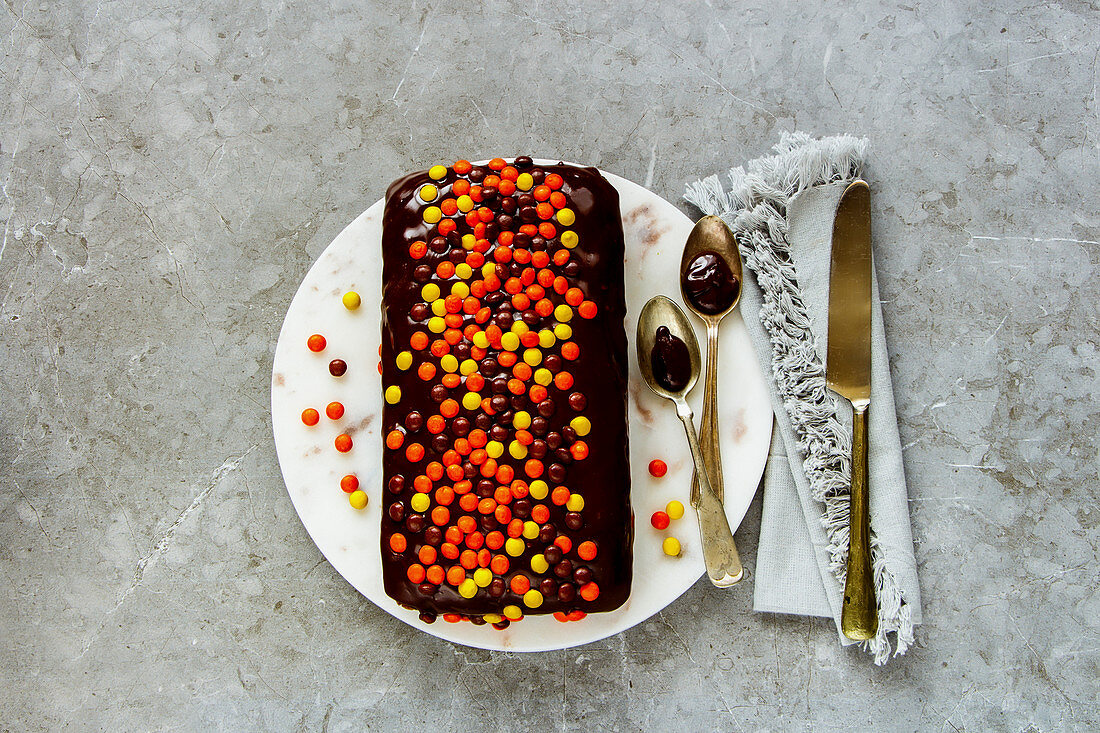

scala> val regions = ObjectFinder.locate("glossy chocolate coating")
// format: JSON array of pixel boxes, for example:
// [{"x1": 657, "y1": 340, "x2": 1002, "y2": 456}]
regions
[
  {"x1": 651, "y1": 326, "x2": 691, "y2": 392},
  {"x1": 380, "y1": 160, "x2": 633, "y2": 617},
  {"x1": 682, "y1": 251, "x2": 739, "y2": 315}
]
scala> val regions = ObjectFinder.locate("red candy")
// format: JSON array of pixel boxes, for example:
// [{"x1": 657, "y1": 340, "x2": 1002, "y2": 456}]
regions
[
  {"x1": 648, "y1": 459, "x2": 668, "y2": 477},
  {"x1": 326, "y1": 401, "x2": 344, "y2": 420},
  {"x1": 650, "y1": 511, "x2": 670, "y2": 530},
  {"x1": 340, "y1": 475, "x2": 359, "y2": 493},
  {"x1": 306, "y1": 334, "x2": 326, "y2": 352}
]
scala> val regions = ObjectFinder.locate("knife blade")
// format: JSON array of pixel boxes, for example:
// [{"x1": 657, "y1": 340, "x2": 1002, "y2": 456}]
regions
[{"x1": 827, "y1": 180, "x2": 878, "y2": 640}]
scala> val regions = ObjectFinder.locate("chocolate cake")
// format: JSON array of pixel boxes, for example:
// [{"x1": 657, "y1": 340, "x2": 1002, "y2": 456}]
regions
[{"x1": 379, "y1": 157, "x2": 633, "y2": 627}]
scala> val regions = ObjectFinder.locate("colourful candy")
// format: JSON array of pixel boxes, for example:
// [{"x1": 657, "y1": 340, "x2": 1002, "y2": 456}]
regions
[
  {"x1": 307, "y1": 334, "x2": 326, "y2": 352},
  {"x1": 650, "y1": 511, "x2": 670, "y2": 530},
  {"x1": 662, "y1": 537, "x2": 682, "y2": 557},
  {"x1": 301, "y1": 408, "x2": 319, "y2": 426},
  {"x1": 666, "y1": 500, "x2": 685, "y2": 520},
  {"x1": 349, "y1": 491, "x2": 368, "y2": 510},
  {"x1": 648, "y1": 459, "x2": 667, "y2": 478}
]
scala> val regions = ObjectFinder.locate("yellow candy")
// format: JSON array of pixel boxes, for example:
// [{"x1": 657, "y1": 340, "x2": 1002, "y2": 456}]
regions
[
  {"x1": 431, "y1": 298, "x2": 447, "y2": 316},
  {"x1": 523, "y1": 348, "x2": 542, "y2": 366},
  {"x1": 349, "y1": 490, "x2": 368, "y2": 510},
  {"x1": 440, "y1": 354, "x2": 458, "y2": 373},
  {"x1": 410, "y1": 493, "x2": 430, "y2": 513},
  {"x1": 473, "y1": 567, "x2": 493, "y2": 587},
  {"x1": 481, "y1": 262, "x2": 497, "y2": 278},
  {"x1": 529, "y1": 479, "x2": 548, "y2": 500},
  {"x1": 385, "y1": 386, "x2": 401, "y2": 404},
  {"x1": 523, "y1": 590, "x2": 544, "y2": 608},
  {"x1": 473, "y1": 332, "x2": 490, "y2": 349},
  {"x1": 428, "y1": 164, "x2": 448, "y2": 180},
  {"x1": 522, "y1": 521, "x2": 540, "y2": 540},
  {"x1": 422, "y1": 206, "x2": 442, "y2": 224},
  {"x1": 566, "y1": 494, "x2": 585, "y2": 512},
  {"x1": 663, "y1": 537, "x2": 682, "y2": 557},
  {"x1": 458, "y1": 578, "x2": 478, "y2": 598},
  {"x1": 569, "y1": 416, "x2": 591, "y2": 436},
  {"x1": 533, "y1": 368, "x2": 553, "y2": 386},
  {"x1": 418, "y1": 184, "x2": 438, "y2": 202},
  {"x1": 553, "y1": 323, "x2": 572, "y2": 340},
  {"x1": 510, "y1": 320, "x2": 529, "y2": 335},
  {"x1": 450, "y1": 282, "x2": 470, "y2": 298},
  {"x1": 538, "y1": 329, "x2": 556, "y2": 348},
  {"x1": 421, "y1": 283, "x2": 441, "y2": 302},
  {"x1": 456, "y1": 194, "x2": 474, "y2": 212},
  {"x1": 342, "y1": 291, "x2": 361, "y2": 310},
  {"x1": 486, "y1": 441, "x2": 504, "y2": 459},
  {"x1": 554, "y1": 304, "x2": 573, "y2": 322},
  {"x1": 503, "y1": 605, "x2": 523, "y2": 621},
  {"x1": 509, "y1": 441, "x2": 528, "y2": 460},
  {"x1": 516, "y1": 172, "x2": 534, "y2": 191},
  {"x1": 513, "y1": 411, "x2": 532, "y2": 430},
  {"x1": 460, "y1": 359, "x2": 478, "y2": 376},
  {"x1": 427, "y1": 316, "x2": 446, "y2": 333},
  {"x1": 483, "y1": 613, "x2": 503, "y2": 624},
  {"x1": 530, "y1": 553, "x2": 549, "y2": 574},
  {"x1": 666, "y1": 500, "x2": 685, "y2": 520},
  {"x1": 462, "y1": 234, "x2": 476, "y2": 250},
  {"x1": 396, "y1": 351, "x2": 413, "y2": 371},
  {"x1": 505, "y1": 538, "x2": 525, "y2": 557},
  {"x1": 462, "y1": 391, "x2": 482, "y2": 411},
  {"x1": 561, "y1": 230, "x2": 579, "y2": 248},
  {"x1": 455, "y1": 263, "x2": 473, "y2": 279},
  {"x1": 556, "y1": 208, "x2": 576, "y2": 226},
  {"x1": 500, "y1": 332, "x2": 520, "y2": 351}
]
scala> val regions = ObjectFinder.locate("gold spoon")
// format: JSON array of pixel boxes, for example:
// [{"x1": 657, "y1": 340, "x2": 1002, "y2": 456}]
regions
[
  {"x1": 637, "y1": 296, "x2": 742, "y2": 587},
  {"x1": 678, "y1": 216, "x2": 744, "y2": 583}
]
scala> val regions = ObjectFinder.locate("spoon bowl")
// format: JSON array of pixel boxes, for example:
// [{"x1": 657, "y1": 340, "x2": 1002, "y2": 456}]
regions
[
  {"x1": 636, "y1": 295, "x2": 702, "y2": 400},
  {"x1": 679, "y1": 215, "x2": 743, "y2": 322}
]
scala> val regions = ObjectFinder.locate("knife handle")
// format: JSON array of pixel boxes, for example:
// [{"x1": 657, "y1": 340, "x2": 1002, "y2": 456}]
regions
[{"x1": 841, "y1": 403, "x2": 878, "y2": 640}]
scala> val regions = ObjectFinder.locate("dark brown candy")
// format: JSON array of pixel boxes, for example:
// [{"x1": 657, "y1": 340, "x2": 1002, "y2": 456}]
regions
[
  {"x1": 329, "y1": 359, "x2": 347, "y2": 377},
  {"x1": 405, "y1": 411, "x2": 424, "y2": 432},
  {"x1": 388, "y1": 501, "x2": 405, "y2": 523},
  {"x1": 388, "y1": 475, "x2": 406, "y2": 494}
]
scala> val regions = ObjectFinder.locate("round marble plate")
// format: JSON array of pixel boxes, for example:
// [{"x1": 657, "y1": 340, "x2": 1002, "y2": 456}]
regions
[{"x1": 271, "y1": 163, "x2": 771, "y2": 652}]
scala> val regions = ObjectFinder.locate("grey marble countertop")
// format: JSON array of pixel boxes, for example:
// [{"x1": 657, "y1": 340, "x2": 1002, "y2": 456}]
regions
[{"x1": 2, "y1": 1, "x2": 1097, "y2": 730}]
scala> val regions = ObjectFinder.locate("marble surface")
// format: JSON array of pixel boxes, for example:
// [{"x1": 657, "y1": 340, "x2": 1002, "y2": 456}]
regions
[{"x1": 1, "y1": 0, "x2": 1096, "y2": 729}]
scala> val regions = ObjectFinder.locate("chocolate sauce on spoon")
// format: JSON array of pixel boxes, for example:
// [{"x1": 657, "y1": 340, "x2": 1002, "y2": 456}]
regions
[
  {"x1": 650, "y1": 326, "x2": 692, "y2": 392},
  {"x1": 682, "y1": 251, "x2": 740, "y2": 315}
]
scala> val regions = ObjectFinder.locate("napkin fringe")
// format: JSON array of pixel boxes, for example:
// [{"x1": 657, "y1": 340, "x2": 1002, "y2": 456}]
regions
[{"x1": 685, "y1": 131, "x2": 913, "y2": 665}]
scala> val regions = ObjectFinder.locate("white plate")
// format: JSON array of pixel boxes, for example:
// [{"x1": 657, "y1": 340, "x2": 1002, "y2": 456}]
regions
[{"x1": 271, "y1": 163, "x2": 771, "y2": 652}]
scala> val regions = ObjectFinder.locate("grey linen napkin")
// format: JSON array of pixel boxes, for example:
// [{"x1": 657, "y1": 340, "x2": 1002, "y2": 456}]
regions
[{"x1": 685, "y1": 132, "x2": 921, "y2": 664}]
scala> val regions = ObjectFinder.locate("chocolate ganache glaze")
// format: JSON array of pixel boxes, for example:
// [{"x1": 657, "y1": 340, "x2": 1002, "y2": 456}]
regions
[
  {"x1": 379, "y1": 158, "x2": 633, "y2": 625},
  {"x1": 682, "y1": 251, "x2": 740, "y2": 315},
  {"x1": 650, "y1": 325, "x2": 692, "y2": 392}
]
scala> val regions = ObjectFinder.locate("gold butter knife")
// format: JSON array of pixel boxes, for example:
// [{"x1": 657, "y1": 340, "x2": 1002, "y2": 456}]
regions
[{"x1": 827, "y1": 180, "x2": 878, "y2": 640}]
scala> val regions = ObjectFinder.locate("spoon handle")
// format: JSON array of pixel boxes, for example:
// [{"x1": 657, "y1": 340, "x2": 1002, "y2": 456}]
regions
[
  {"x1": 691, "y1": 322, "x2": 724, "y2": 507},
  {"x1": 675, "y1": 400, "x2": 743, "y2": 587}
]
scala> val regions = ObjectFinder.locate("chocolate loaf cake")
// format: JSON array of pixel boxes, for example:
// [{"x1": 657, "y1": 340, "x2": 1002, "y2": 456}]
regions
[{"x1": 380, "y1": 157, "x2": 632, "y2": 627}]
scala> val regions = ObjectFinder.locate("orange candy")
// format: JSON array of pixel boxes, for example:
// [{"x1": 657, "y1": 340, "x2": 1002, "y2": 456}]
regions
[
  {"x1": 565, "y1": 288, "x2": 584, "y2": 306},
  {"x1": 407, "y1": 564, "x2": 426, "y2": 583},
  {"x1": 551, "y1": 486, "x2": 571, "y2": 506},
  {"x1": 326, "y1": 401, "x2": 344, "y2": 420},
  {"x1": 445, "y1": 526, "x2": 464, "y2": 545},
  {"x1": 554, "y1": 372, "x2": 574, "y2": 390},
  {"x1": 340, "y1": 475, "x2": 359, "y2": 493},
  {"x1": 494, "y1": 504, "x2": 512, "y2": 525},
  {"x1": 419, "y1": 546, "x2": 438, "y2": 565},
  {"x1": 426, "y1": 564, "x2": 445, "y2": 585},
  {"x1": 440, "y1": 399, "x2": 460, "y2": 418},
  {"x1": 486, "y1": 531, "x2": 505, "y2": 550},
  {"x1": 478, "y1": 498, "x2": 497, "y2": 515},
  {"x1": 386, "y1": 430, "x2": 404, "y2": 450},
  {"x1": 490, "y1": 554, "x2": 509, "y2": 574},
  {"x1": 561, "y1": 342, "x2": 580, "y2": 361},
  {"x1": 446, "y1": 565, "x2": 466, "y2": 586},
  {"x1": 488, "y1": 158, "x2": 506, "y2": 171},
  {"x1": 389, "y1": 533, "x2": 407, "y2": 553},
  {"x1": 580, "y1": 582, "x2": 600, "y2": 601},
  {"x1": 409, "y1": 240, "x2": 428, "y2": 259},
  {"x1": 466, "y1": 531, "x2": 484, "y2": 549},
  {"x1": 554, "y1": 535, "x2": 573, "y2": 554},
  {"x1": 549, "y1": 191, "x2": 567, "y2": 209},
  {"x1": 459, "y1": 550, "x2": 478, "y2": 569},
  {"x1": 301, "y1": 408, "x2": 320, "y2": 426},
  {"x1": 426, "y1": 415, "x2": 446, "y2": 434},
  {"x1": 405, "y1": 442, "x2": 424, "y2": 462},
  {"x1": 456, "y1": 515, "x2": 477, "y2": 533},
  {"x1": 454, "y1": 160, "x2": 472, "y2": 175},
  {"x1": 570, "y1": 441, "x2": 589, "y2": 460},
  {"x1": 335, "y1": 434, "x2": 353, "y2": 452},
  {"x1": 418, "y1": 362, "x2": 437, "y2": 381},
  {"x1": 578, "y1": 301, "x2": 598, "y2": 319},
  {"x1": 531, "y1": 504, "x2": 550, "y2": 524},
  {"x1": 529, "y1": 385, "x2": 548, "y2": 403},
  {"x1": 438, "y1": 218, "x2": 457, "y2": 236},
  {"x1": 545, "y1": 173, "x2": 564, "y2": 189},
  {"x1": 510, "y1": 574, "x2": 531, "y2": 594},
  {"x1": 532, "y1": 185, "x2": 551, "y2": 201},
  {"x1": 435, "y1": 486, "x2": 455, "y2": 505},
  {"x1": 441, "y1": 542, "x2": 460, "y2": 560},
  {"x1": 410, "y1": 331, "x2": 430, "y2": 350},
  {"x1": 507, "y1": 518, "x2": 524, "y2": 538},
  {"x1": 307, "y1": 334, "x2": 326, "y2": 352},
  {"x1": 441, "y1": 373, "x2": 461, "y2": 389},
  {"x1": 459, "y1": 494, "x2": 478, "y2": 512},
  {"x1": 426, "y1": 461, "x2": 444, "y2": 481},
  {"x1": 413, "y1": 475, "x2": 432, "y2": 493},
  {"x1": 577, "y1": 541, "x2": 598, "y2": 561}
]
